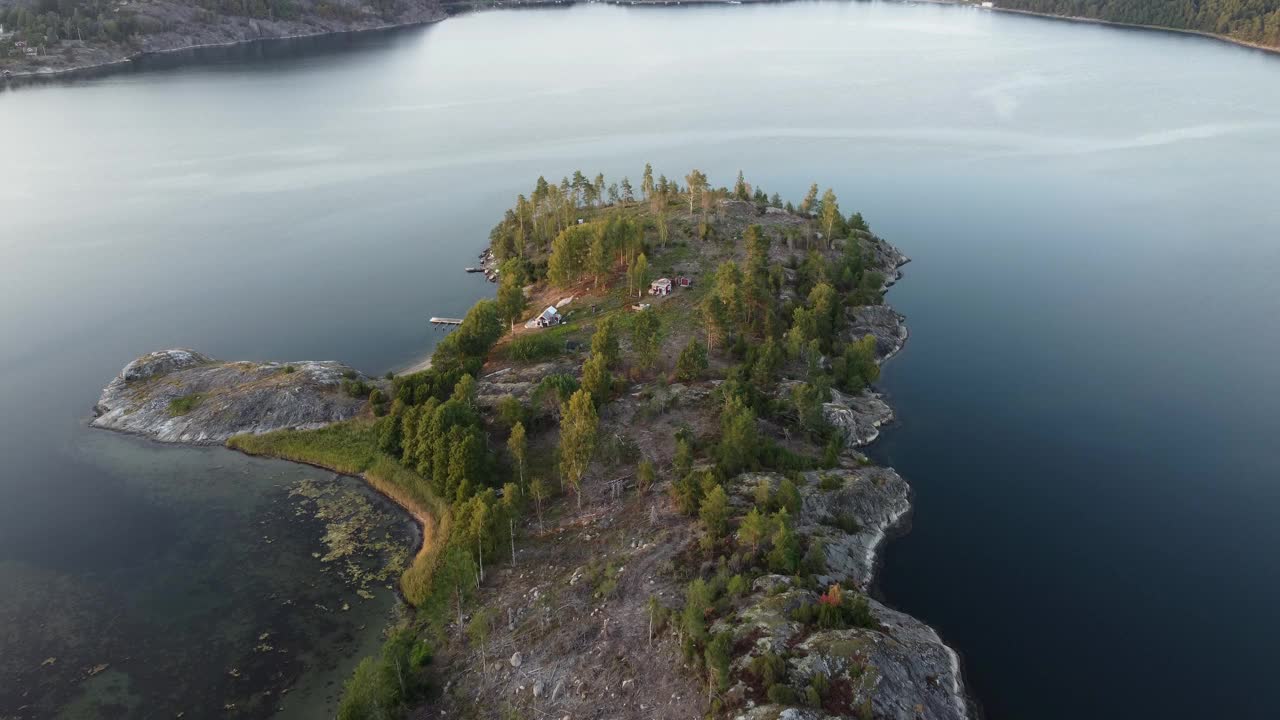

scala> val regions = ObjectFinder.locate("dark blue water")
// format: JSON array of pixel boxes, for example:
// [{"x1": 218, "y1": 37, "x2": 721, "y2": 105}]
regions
[
  {"x1": 870, "y1": 165, "x2": 1280, "y2": 718},
  {"x1": 2, "y1": 2, "x2": 1279, "y2": 717}
]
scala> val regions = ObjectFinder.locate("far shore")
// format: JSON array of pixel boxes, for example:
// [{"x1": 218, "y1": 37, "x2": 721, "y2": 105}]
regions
[
  {"x1": 1, "y1": 15, "x2": 444, "y2": 85},
  {"x1": 987, "y1": 4, "x2": 1280, "y2": 57},
  {"x1": 6, "y1": 0, "x2": 1275, "y2": 88}
]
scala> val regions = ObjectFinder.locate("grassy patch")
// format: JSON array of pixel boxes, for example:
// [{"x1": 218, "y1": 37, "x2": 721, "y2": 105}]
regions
[
  {"x1": 228, "y1": 421, "x2": 450, "y2": 609},
  {"x1": 503, "y1": 326, "x2": 573, "y2": 362},
  {"x1": 167, "y1": 393, "x2": 203, "y2": 416},
  {"x1": 228, "y1": 420, "x2": 379, "y2": 475}
]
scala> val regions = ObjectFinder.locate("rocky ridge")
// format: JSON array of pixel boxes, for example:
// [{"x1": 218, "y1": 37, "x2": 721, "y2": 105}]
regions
[
  {"x1": 91, "y1": 348, "x2": 375, "y2": 444},
  {"x1": 711, "y1": 241, "x2": 968, "y2": 720},
  {"x1": 716, "y1": 467, "x2": 963, "y2": 720}
]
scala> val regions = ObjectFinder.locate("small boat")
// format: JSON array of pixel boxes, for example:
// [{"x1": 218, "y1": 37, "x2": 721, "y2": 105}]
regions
[{"x1": 465, "y1": 267, "x2": 483, "y2": 273}]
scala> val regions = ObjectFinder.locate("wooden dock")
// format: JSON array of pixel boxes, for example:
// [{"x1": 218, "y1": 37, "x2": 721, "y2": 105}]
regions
[{"x1": 429, "y1": 317, "x2": 464, "y2": 326}]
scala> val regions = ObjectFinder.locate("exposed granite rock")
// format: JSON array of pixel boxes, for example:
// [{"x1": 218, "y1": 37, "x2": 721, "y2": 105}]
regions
[
  {"x1": 474, "y1": 360, "x2": 581, "y2": 412},
  {"x1": 735, "y1": 708, "x2": 825, "y2": 720},
  {"x1": 802, "y1": 470, "x2": 910, "y2": 591},
  {"x1": 728, "y1": 469, "x2": 910, "y2": 590},
  {"x1": 722, "y1": 467, "x2": 966, "y2": 720},
  {"x1": 725, "y1": 592, "x2": 965, "y2": 720},
  {"x1": 860, "y1": 234, "x2": 910, "y2": 289},
  {"x1": 92, "y1": 348, "x2": 373, "y2": 444},
  {"x1": 719, "y1": 585, "x2": 816, "y2": 656},
  {"x1": 823, "y1": 387, "x2": 894, "y2": 448},
  {"x1": 845, "y1": 304, "x2": 909, "y2": 362},
  {"x1": 787, "y1": 599, "x2": 965, "y2": 720}
]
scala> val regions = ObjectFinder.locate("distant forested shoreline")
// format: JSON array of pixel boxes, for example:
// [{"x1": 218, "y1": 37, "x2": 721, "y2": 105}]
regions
[
  {"x1": 0, "y1": 0, "x2": 446, "y2": 77},
  {"x1": 995, "y1": 0, "x2": 1280, "y2": 50},
  {"x1": 4, "y1": 0, "x2": 1279, "y2": 80}
]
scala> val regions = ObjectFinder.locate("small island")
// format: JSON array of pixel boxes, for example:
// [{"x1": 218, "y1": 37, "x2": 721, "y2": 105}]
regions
[{"x1": 93, "y1": 168, "x2": 969, "y2": 719}]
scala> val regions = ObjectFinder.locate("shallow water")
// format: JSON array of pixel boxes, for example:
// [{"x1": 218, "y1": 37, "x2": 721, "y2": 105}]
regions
[
  {"x1": 0, "y1": 432, "x2": 412, "y2": 717},
  {"x1": 2, "y1": 2, "x2": 1279, "y2": 717}
]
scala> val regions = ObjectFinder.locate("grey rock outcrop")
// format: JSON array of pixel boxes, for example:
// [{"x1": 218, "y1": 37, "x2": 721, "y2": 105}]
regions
[
  {"x1": 822, "y1": 387, "x2": 894, "y2": 448},
  {"x1": 723, "y1": 469, "x2": 964, "y2": 720},
  {"x1": 860, "y1": 234, "x2": 910, "y2": 289},
  {"x1": 729, "y1": 469, "x2": 910, "y2": 590},
  {"x1": 726, "y1": 589, "x2": 965, "y2": 720},
  {"x1": 789, "y1": 599, "x2": 965, "y2": 720},
  {"x1": 802, "y1": 469, "x2": 910, "y2": 590},
  {"x1": 845, "y1": 304, "x2": 909, "y2": 362},
  {"x1": 92, "y1": 348, "x2": 373, "y2": 444},
  {"x1": 474, "y1": 360, "x2": 581, "y2": 415}
]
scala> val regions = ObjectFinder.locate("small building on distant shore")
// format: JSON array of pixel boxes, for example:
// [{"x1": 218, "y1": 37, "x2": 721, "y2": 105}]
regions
[{"x1": 649, "y1": 278, "x2": 673, "y2": 296}]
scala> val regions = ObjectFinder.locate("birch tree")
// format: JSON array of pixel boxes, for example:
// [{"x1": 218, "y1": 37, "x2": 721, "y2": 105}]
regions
[{"x1": 560, "y1": 389, "x2": 599, "y2": 510}]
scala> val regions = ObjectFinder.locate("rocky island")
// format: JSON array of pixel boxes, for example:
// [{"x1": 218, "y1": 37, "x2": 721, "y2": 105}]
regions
[
  {"x1": 92, "y1": 348, "x2": 378, "y2": 444},
  {"x1": 91, "y1": 168, "x2": 969, "y2": 719}
]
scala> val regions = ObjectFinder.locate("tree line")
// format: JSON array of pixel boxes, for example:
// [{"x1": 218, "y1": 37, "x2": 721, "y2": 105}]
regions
[
  {"x1": 0, "y1": 0, "x2": 412, "y2": 52},
  {"x1": 2, "y1": 0, "x2": 139, "y2": 46},
  {"x1": 999, "y1": 0, "x2": 1280, "y2": 47}
]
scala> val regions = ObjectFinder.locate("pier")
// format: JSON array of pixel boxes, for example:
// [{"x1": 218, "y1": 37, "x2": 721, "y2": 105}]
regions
[{"x1": 429, "y1": 317, "x2": 464, "y2": 326}]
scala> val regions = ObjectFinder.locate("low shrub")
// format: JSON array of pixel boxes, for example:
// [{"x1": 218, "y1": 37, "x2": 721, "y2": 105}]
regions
[
  {"x1": 505, "y1": 332, "x2": 565, "y2": 362},
  {"x1": 767, "y1": 683, "x2": 799, "y2": 705},
  {"x1": 167, "y1": 393, "x2": 202, "y2": 416},
  {"x1": 830, "y1": 512, "x2": 860, "y2": 534},
  {"x1": 342, "y1": 378, "x2": 371, "y2": 397},
  {"x1": 750, "y1": 652, "x2": 787, "y2": 688}
]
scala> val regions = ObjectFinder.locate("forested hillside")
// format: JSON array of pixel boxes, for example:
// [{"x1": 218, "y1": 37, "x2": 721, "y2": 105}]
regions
[
  {"x1": 0, "y1": 0, "x2": 444, "y2": 75},
  {"x1": 997, "y1": 0, "x2": 1280, "y2": 48}
]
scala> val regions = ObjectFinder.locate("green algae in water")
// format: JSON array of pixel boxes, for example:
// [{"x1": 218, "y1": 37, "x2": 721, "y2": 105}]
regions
[{"x1": 289, "y1": 477, "x2": 410, "y2": 595}]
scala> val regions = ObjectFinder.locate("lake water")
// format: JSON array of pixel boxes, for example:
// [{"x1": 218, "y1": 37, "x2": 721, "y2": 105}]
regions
[{"x1": 2, "y1": 2, "x2": 1279, "y2": 717}]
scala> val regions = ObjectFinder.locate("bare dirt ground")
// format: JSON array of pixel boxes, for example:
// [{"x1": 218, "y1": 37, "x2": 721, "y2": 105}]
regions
[{"x1": 417, "y1": 477, "x2": 710, "y2": 720}]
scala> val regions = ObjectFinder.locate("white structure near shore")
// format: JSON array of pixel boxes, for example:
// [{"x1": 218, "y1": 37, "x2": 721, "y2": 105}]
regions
[{"x1": 525, "y1": 306, "x2": 562, "y2": 329}]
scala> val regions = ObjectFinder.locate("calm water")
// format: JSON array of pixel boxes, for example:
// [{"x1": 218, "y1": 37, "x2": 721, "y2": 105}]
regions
[{"x1": 3, "y1": 2, "x2": 1279, "y2": 717}]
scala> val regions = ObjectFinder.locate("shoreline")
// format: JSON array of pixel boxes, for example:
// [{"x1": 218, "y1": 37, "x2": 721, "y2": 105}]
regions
[
  {"x1": 396, "y1": 353, "x2": 434, "y2": 376},
  {"x1": 0, "y1": 14, "x2": 446, "y2": 86},
  {"x1": 7, "y1": 0, "x2": 1276, "y2": 88},
  {"x1": 223, "y1": 441, "x2": 440, "y2": 606},
  {"x1": 862, "y1": 253, "x2": 981, "y2": 719},
  {"x1": 987, "y1": 5, "x2": 1280, "y2": 57}
]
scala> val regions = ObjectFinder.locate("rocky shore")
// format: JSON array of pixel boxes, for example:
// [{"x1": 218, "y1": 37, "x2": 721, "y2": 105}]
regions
[
  {"x1": 1, "y1": 0, "x2": 446, "y2": 80},
  {"x1": 91, "y1": 348, "x2": 376, "y2": 444},
  {"x1": 715, "y1": 256, "x2": 969, "y2": 720}
]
